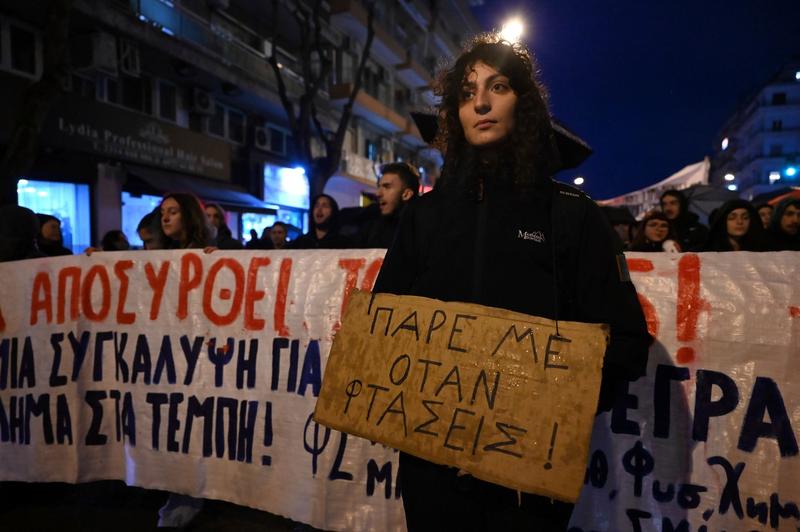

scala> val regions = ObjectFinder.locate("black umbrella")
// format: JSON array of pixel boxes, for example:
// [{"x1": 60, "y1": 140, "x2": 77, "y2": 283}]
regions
[{"x1": 410, "y1": 112, "x2": 592, "y2": 170}]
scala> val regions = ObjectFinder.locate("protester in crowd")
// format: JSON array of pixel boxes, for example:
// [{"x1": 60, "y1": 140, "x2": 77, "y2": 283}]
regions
[
  {"x1": 0, "y1": 205, "x2": 44, "y2": 261},
  {"x1": 358, "y1": 162, "x2": 420, "y2": 248},
  {"x1": 291, "y1": 194, "x2": 350, "y2": 249},
  {"x1": 628, "y1": 212, "x2": 680, "y2": 252},
  {"x1": 205, "y1": 202, "x2": 243, "y2": 249},
  {"x1": 659, "y1": 189, "x2": 708, "y2": 251},
  {"x1": 136, "y1": 209, "x2": 161, "y2": 250},
  {"x1": 269, "y1": 221, "x2": 289, "y2": 249},
  {"x1": 703, "y1": 199, "x2": 765, "y2": 251},
  {"x1": 36, "y1": 213, "x2": 72, "y2": 256},
  {"x1": 100, "y1": 230, "x2": 130, "y2": 251},
  {"x1": 600, "y1": 205, "x2": 637, "y2": 250},
  {"x1": 373, "y1": 34, "x2": 649, "y2": 531},
  {"x1": 755, "y1": 203, "x2": 774, "y2": 230},
  {"x1": 157, "y1": 192, "x2": 214, "y2": 250},
  {"x1": 766, "y1": 197, "x2": 800, "y2": 251}
]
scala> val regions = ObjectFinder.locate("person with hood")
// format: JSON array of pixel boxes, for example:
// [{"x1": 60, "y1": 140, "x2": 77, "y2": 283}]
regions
[
  {"x1": 358, "y1": 162, "x2": 420, "y2": 248},
  {"x1": 755, "y1": 203, "x2": 774, "y2": 230},
  {"x1": 0, "y1": 205, "x2": 44, "y2": 261},
  {"x1": 36, "y1": 213, "x2": 73, "y2": 256},
  {"x1": 628, "y1": 211, "x2": 681, "y2": 252},
  {"x1": 703, "y1": 199, "x2": 766, "y2": 251},
  {"x1": 373, "y1": 34, "x2": 650, "y2": 531},
  {"x1": 600, "y1": 205, "x2": 637, "y2": 249},
  {"x1": 291, "y1": 194, "x2": 351, "y2": 249},
  {"x1": 659, "y1": 189, "x2": 708, "y2": 251},
  {"x1": 766, "y1": 197, "x2": 800, "y2": 251}
]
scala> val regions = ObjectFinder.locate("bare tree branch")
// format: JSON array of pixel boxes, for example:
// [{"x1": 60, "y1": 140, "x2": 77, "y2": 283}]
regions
[{"x1": 267, "y1": 0, "x2": 298, "y2": 134}]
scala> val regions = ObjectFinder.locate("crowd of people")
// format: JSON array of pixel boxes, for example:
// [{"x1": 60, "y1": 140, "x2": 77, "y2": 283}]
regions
[{"x1": 603, "y1": 189, "x2": 800, "y2": 253}]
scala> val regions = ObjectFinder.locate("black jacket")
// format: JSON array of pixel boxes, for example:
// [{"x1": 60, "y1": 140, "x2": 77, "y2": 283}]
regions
[
  {"x1": 673, "y1": 211, "x2": 708, "y2": 252},
  {"x1": 374, "y1": 179, "x2": 650, "y2": 412}
]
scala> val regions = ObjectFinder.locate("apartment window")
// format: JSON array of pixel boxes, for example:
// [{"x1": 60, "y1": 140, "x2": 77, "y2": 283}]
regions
[
  {"x1": 228, "y1": 108, "x2": 245, "y2": 144},
  {"x1": 70, "y1": 74, "x2": 96, "y2": 99},
  {"x1": 105, "y1": 77, "x2": 120, "y2": 104},
  {"x1": 0, "y1": 18, "x2": 41, "y2": 79},
  {"x1": 208, "y1": 102, "x2": 246, "y2": 144},
  {"x1": 268, "y1": 126, "x2": 287, "y2": 155},
  {"x1": 772, "y1": 120, "x2": 783, "y2": 131},
  {"x1": 771, "y1": 92, "x2": 786, "y2": 105},
  {"x1": 209, "y1": 103, "x2": 225, "y2": 137},
  {"x1": 121, "y1": 75, "x2": 153, "y2": 114},
  {"x1": 365, "y1": 139, "x2": 378, "y2": 161},
  {"x1": 158, "y1": 80, "x2": 178, "y2": 122}
]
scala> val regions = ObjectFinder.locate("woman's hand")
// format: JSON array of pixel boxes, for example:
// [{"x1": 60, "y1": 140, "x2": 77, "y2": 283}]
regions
[{"x1": 203, "y1": 246, "x2": 219, "y2": 254}]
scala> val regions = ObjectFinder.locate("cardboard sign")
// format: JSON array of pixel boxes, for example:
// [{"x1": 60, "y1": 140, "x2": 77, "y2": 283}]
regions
[{"x1": 315, "y1": 291, "x2": 610, "y2": 502}]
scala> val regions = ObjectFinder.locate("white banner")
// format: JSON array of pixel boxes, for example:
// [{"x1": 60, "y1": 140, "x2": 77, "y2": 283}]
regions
[{"x1": 0, "y1": 251, "x2": 798, "y2": 531}]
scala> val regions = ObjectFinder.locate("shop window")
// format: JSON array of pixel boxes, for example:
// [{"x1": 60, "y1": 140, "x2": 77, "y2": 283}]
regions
[
  {"x1": 17, "y1": 179, "x2": 91, "y2": 253},
  {"x1": 121, "y1": 192, "x2": 162, "y2": 248},
  {"x1": 263, "y1": 163, "x2": 309, "y2": 210},
  {"x1": 241, "y1": 212, "x2": 275, "y2": 243}
]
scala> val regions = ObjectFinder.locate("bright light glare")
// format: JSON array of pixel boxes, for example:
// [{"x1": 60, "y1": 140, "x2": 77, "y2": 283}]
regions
[
  {"x1": 769, "y1": 171, "x2": 781, "y2": 183},
  {"x1": 18, "y1": 179, "x2": 28, "y2": 186},
  {"x1": 721, "y1": 137, "x2": 729, "y2": 150},
  {"x1": 786, "y1": 166, "x2": 797, "y2": 177},
  {"x1": 795, "y1": 71, "x2": 800, "y2": 80},
  {"x1": 37, "y1": 191, "x2": 48, "y2": 197},
  {"x1": 573, "y1": 176, "x2": 585, "y2": 186},
  {"x1": 727, "y1": 184, "x2": 738, "y2": 191},
  {"x1": 499, "y1": 17, "x2": 524, "y2": 44},
  {"x1": 724, "y1": 173, "x2": 735, "y2": 181}
]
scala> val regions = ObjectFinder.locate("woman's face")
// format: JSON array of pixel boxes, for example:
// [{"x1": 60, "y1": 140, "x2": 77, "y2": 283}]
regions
[
  {"x1": 161, "y1": 197, "x2": 185, "y2": 242},
  {"x1": 726, "y1": 208, "x2": 750, "y2": 238},
  {"x1": 458, "y1": 61, "x2": 517, "y2": 148},
  {"x1": 644, "y1": 218, "x2": 669, "y2": 243}
]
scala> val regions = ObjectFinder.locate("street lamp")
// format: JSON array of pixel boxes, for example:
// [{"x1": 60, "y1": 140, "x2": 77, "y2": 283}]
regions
[
  {"x1": 573, "y1": 176, "x2": 585, "y2": 186},
  {"x1": 724, "y1": 173, "x2": 735, "y2": 181},
  {"x1": 499, "y1": 17, "x2": 524, "y2": 44}
]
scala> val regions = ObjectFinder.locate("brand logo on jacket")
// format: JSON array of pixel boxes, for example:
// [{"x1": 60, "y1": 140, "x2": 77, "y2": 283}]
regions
[{"x1": 517, "y1": 230, "x2": 545, "y2": 243}]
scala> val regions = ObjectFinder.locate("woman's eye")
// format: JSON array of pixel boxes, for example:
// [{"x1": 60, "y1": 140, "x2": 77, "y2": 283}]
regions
[{"x1": 461, "y1": 89, "x2": 474, "y2": 100}]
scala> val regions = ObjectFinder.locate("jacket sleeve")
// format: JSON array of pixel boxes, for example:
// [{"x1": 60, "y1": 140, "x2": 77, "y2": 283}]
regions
[
  {"x1": 574, "y1": 200, "x2": 651, "y2": 412},
  {"x1": 372, "y1": 200, "x2": 420, "y2": 296}
]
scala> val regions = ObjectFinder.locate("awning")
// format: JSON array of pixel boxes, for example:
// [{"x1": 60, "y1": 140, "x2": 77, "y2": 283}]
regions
[{"x1": 125, "y1": 165, "x2": 268, "y2": 210}]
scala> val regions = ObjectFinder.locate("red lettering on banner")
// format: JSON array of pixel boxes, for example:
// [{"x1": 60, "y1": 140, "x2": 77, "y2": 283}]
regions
[
  {"x1": 790, "y1": 306, "x2": 800, "y2": 318},
  {"x1": 144, "y1": 262, "x2": 170, "y2": 320},
  {"x1": 360, "y1": 258, "x2": 384, "y2": 292},
  {"x1": 626, "y1": 258, "x2": 655, "y2": 272},
  {"x1": 57, "y1": 267, "x2": 81, "y2": 324},
  {"x1": 637, "y1": 293, "x2": 659, "y2": 340},
  {"x1": 81, "y1": 265, "x2": 111, "y2": 322},
  {"x1": 30, "y1": 272, "x2": 53, "y2": 325},
  {"x1": 244, "y1": 257, "x2": 271, "y2": 330},
  {"x1": 339, "y1": 258, "x2": 366, "y2": 317},
  {"x1": 178, "y1": 253, "x2": 203, "y2": 320},
  {"x1": 676, "y1": 254, "x2": 709, "y2": 364},
  {"x1": 114, "y1": 260, "x2": 136, "y2": 324},
  {"x1": 0, "y1": 307, "x2": 4, "y2": 331},
  {"x1": 203, "y1": 258, "x2": 245, "y2": 326},
  {"x1": 274, "y1": 258, "x2": 292, "y2": 336}
]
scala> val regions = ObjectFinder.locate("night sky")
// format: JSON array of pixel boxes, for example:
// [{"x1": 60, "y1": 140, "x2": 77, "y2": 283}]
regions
[{"x1": 470, "y1": 0, "x2": 800, "y2": 199}]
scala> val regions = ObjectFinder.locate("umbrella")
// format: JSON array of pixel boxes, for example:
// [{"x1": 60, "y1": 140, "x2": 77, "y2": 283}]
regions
[
  {"x1": 767, "y1": 188, "x2": 800, "y2": 206},
  {"x1": 410, "y1": 112, "x2": 592, "y2": 170}
]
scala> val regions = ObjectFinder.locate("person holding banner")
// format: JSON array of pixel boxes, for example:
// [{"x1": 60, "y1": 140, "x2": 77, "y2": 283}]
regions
[{"x1": 373, "y1": 34, "x2": 650, "y2": 531}]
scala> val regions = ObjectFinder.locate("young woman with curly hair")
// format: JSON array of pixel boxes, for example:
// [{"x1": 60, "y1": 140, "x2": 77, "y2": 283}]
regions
[{"x1": 373, "y1": 34, "x2": 650, "y2": 531}]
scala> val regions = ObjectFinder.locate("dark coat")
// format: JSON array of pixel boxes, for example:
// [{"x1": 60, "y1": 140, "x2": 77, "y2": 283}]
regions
[{"x1": 374, "y1": 179, "x2": 650, "y2": 413}]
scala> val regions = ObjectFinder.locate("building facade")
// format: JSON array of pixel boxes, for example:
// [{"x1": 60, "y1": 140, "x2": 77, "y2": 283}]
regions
[
  {"x1": 0, "y1": 0, "x2": 480, "y2": 249},
  {"x1": 709, "y1": 58, "x2": 800, "y2": 200}
]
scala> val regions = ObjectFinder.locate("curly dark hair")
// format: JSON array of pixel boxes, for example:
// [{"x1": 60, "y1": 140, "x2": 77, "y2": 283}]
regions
[
  {"x1": 158, "y1": 192, "x2": 212, "y2": 249},
  {"x1": 434, "y1": 33, "x2": 560, "y2": 199}
]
